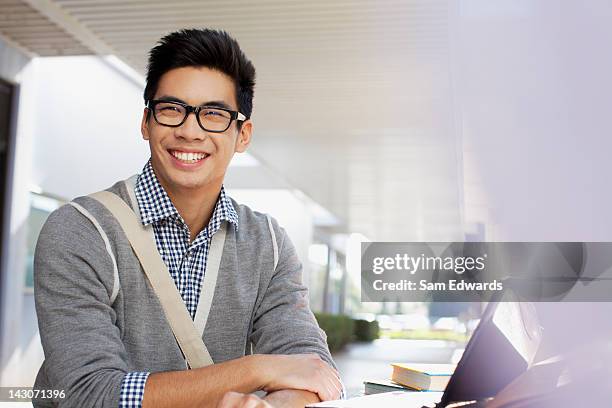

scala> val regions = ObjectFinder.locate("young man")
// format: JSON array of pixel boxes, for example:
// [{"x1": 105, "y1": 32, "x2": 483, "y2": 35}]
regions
[{"x1": 33, "y1": 29, "x2": 342, "y2": 408}]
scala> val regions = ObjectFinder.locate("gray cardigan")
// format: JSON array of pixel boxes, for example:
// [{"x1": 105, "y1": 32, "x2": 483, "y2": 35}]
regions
[{"x1": 33, "y1": 178, "x2": 335, "y2": 407}]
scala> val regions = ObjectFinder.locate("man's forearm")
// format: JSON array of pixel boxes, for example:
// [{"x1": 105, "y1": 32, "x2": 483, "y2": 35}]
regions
[
  {"x1": 264, "y1": 389, "x2": 321, "y2": 408},
  {"x1": 142, "y1": 354, "x2": 265, "y2": 408}
]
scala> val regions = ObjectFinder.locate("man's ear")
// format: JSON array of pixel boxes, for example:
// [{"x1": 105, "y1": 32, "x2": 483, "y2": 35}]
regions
[
  {"x1": 234, "y1": 120, "x2": 253, "y2": 153},
  {"x1": 141, "y1": 108, "x2": 150, "y2": 140}
]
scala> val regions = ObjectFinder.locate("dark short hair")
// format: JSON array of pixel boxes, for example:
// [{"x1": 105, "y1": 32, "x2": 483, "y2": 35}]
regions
[{"x1": 144, "y1": 28, "x2": 256, "y2": 125}]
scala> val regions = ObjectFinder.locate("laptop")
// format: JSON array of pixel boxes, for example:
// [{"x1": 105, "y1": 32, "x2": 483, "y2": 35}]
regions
[{"x1": 308, "y1": 290, "x2": 542, "y2": 407}]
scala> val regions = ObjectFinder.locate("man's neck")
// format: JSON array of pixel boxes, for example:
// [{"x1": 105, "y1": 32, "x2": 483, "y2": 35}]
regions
[{"x1": 165, "y1": 182, "x2": 222, "y2": 244}]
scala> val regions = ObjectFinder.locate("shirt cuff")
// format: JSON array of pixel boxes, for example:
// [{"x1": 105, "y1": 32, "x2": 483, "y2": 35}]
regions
[{"x1": 119, "y1": 371, "x2": 150, "y2": 408}]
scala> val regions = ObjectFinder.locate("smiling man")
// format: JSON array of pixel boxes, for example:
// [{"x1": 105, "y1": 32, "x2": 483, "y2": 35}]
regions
[{"x1": 33, "y1": 29, "x2": 342, "y2": 408}]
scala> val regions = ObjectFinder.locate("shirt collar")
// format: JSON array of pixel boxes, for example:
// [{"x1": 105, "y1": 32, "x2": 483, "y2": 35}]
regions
[{"x1": 134, "y1": 158, "x2": 238, "y2": 234}]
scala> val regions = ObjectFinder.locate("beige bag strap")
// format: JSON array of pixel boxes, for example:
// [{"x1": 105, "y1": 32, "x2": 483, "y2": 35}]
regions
[{"x1": 89, "y1": 190, "x2": 214, "y2": 369}]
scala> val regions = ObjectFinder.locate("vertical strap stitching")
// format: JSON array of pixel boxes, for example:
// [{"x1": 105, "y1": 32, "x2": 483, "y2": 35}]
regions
[
  {"x1": 69, "y1": 201, "x2": 120, "y2": 305},
  {"x1": 266, "y1": 215, "x2": 279, "y2": 270}
]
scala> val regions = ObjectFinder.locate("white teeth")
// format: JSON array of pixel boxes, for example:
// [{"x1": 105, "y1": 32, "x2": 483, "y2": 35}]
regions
[{"x1": 171, "y1": 150, "x2": 207, "y2": 163}]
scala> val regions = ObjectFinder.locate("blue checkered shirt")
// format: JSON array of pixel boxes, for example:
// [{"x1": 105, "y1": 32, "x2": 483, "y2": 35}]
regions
[{"x1": 119, "y1": 158, "x2": 238, "y2": 407}]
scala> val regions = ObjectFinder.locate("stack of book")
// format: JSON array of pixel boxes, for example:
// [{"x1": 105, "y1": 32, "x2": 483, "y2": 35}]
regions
[{"x1": 364, "y1": 363, "x2": 455, "y2": 395}]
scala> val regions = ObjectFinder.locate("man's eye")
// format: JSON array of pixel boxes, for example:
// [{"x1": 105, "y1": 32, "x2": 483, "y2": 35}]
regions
[{"x1": 203, "y1": 110, "x2": 222, "y2": 116}]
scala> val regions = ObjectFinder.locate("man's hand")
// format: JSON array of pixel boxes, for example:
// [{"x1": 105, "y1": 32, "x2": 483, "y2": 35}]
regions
[
  {"x1": 258, "y1": 353, "x2": 342, "y2": 401},
  {"x1": 264, "y1": 389, "x2": 321, "y2": 407},
  {"x1": 218, "y1": 391, "x2": 273, "y2": 408}
]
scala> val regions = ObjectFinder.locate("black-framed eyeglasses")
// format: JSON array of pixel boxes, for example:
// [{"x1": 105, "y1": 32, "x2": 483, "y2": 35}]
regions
[{"x1": 147, "y1": 100, "x2": 247, "y2": 133}]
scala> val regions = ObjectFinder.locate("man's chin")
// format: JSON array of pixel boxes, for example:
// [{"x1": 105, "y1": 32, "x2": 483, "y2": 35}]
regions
[
  {"x1": 155, "y1": 170, "x2": 207, "y2": 194},
  {"x1": 170, "y1": 178, "x2": 208, "y2": 191}
]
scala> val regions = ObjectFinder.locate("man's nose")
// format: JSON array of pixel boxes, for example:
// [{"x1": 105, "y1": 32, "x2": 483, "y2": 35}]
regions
[{"x1": 175, "y1": 111, "x2": 206, "y2": 140}]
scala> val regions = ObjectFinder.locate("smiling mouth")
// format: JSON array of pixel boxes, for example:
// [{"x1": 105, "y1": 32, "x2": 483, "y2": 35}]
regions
[{"x1": 168, "y1": 149, "x2": 210, "y2": 164}]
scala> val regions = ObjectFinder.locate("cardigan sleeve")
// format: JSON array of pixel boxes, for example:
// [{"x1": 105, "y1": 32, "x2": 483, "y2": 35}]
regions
[{"x1": 33, "y1": 204, "x2": 131, "y2": 407}]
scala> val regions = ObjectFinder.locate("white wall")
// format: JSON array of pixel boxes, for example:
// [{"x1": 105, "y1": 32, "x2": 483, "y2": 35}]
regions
[{"x1": 31, "y1": 56, "x2": 149, "y2": 199}]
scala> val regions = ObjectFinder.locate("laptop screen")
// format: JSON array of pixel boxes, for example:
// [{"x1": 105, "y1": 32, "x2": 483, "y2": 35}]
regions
[{"x1": 440, "y1": 291, "x2": 542, "y2": 405}]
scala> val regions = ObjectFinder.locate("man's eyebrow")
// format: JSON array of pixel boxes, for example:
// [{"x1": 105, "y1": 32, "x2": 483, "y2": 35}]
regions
[{"x1": 154, "y1": 96, "x2": 234, "y2": 111}]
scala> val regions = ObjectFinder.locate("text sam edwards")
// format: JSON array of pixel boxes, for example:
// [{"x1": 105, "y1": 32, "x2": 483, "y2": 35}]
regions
[{"x1": 372, "y1": 279, "x2": 503, "y2": 291}]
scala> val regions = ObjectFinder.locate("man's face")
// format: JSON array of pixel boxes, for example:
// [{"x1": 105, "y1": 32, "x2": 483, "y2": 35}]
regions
[{"x1": 141, "y1": 66, "x2": 252, "y2": 195}]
